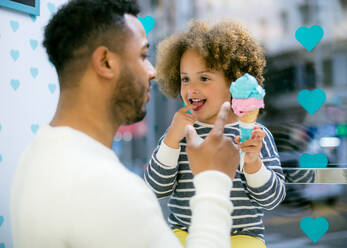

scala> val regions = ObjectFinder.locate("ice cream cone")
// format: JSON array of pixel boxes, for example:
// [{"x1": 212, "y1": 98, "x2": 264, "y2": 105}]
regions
[
  {"x1": 229, "y1": 73, "x2": 265, "y2": 172},
  {"x1": 239, "y1": 109, "x2": 259, "y2": 123}
]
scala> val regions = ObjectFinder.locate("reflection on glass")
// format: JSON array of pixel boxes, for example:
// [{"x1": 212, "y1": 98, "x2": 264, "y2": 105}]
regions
[
  {"x1": 266, "y1": 122, "x2": 347, "y2": 169},
  {"x1": 284, "y1": 169, "x2": 315, "y2": 183},
  {"x1": 284, "y1": 169, "x2": 347, "y2": 184},
  {"x1": 135, "y1": 1, "x2": 347, "y2": 245}
]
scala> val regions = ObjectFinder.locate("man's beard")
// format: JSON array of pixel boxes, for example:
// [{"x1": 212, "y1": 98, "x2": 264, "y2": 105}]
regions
[{"x1": 110, "y1": 64, "x2": 147, "y2": 125}]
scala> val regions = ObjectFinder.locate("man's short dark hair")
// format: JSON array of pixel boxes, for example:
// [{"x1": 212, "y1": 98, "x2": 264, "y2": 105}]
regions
[{"x1": 43, "y1": 0, "x2": 140, "y2": 88}]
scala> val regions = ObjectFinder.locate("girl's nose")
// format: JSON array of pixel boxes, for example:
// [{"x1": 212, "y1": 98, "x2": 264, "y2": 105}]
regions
[{"x1": 187, "y1": 82, "x2": 199, "y2": 95}]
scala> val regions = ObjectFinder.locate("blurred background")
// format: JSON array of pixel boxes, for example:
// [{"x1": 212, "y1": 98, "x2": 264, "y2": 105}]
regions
[
  {"x1": 0, "y1": 0, "x2": 347, "y2": 247},
  {"x1": 114, "y1": 0, "x2": 347, "y2": 174},
  {"x1": 112, "y1": 0, "x2": 347, "y2": 247}
]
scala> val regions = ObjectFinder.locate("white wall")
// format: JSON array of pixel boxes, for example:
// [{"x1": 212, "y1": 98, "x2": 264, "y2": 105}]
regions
[{"x1": 0, "y1": 1, "x2": 68, "y2": 247}]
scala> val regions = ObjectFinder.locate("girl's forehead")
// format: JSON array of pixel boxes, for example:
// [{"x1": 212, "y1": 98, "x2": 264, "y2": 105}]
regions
[
  {"x1": 180, "y1": 49, "x2": 226, "y2": 78},
  {"x1": 180, "y1": 51, "x2": 208, "y2": 70},
  {"x1": 181, "y1": 49, "x2": 203, "y2": 60}
]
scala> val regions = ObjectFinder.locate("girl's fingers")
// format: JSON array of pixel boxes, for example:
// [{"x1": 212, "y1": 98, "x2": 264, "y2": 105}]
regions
[
  {"x1": 239, "y1": 138, "x2": 256, "y2": 147},
  {"x1": 242, "y1": 148, "x2": 261, "y2": 153},
  {"x1": 239, "y1": 140, "x2": 262, "y2": 150},
  {"x1": 182, "y1": 109, "x2": 198, "y2": 121},
  {"x1": 180, "y1": 103, "x2": 194, "y2": 113},
  {"x1": 183, "y1": 116, "x2": 196, "y2": 124},
  {"x1": 251, "y1": 129, "x2": 264, "y2": 135},
  {"x1": 251, "y1": 130, "x2": 266, "y2": 140}
]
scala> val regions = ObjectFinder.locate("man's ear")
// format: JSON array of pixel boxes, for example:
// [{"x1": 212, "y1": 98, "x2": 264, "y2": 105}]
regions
[{"x1": 91, "y1": 46, "x2": 120, "y2": 80}]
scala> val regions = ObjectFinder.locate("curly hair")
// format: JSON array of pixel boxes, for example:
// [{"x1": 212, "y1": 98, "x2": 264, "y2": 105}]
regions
[
  {"x1": 43, "y1": 0, "x2": 140, "y2": 88},
  {"x1": 155, "y1": 20, "x2": 266, "y2": 98}
]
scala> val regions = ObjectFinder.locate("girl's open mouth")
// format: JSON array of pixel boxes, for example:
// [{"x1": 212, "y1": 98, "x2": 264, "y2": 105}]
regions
[{"x1": 189, "y1": 98, "x2": 207, "y2": 111}]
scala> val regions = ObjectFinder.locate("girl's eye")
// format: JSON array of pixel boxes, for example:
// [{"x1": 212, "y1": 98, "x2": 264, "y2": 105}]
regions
[
  {"x1": 181, "y1": 77, "x2": 189, "y2": 83},
  {"x1": 201, "y1": 76, "x2": 209, "y2": 82}
]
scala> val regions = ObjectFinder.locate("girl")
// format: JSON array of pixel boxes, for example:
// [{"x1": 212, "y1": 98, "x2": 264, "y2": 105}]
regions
[{"x1": 144, "y1": 20, "x2": 285, "y2": 248}]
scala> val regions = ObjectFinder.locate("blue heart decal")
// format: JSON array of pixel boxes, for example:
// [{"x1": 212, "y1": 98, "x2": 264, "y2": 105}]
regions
[
  {"x1": 299, "y1": 153, "x2": 328, "y2": 168},
  {"x1": 10, "y1": 79, "x2": 20, "y2": 91},
  {"x1": 30, "y1": 39, "x2": 38, "y2": 50},
  {"x1": 138, "y1": 16, "x2": 155, "y2": 35},
  {"x1": 297, "y1": 89, "x2": 326, "y2": 115},
  {"x1": 10, "y1": 50, "x2": 20, "y2": 61},
  {"x1": 0, "y1": 123, "x2": 2, "y2": 132},
  {"x1": 300, "y1": 217, "x2": 329, "y2": 242},
  {"x1": 0, "y1": 154, "x2": 2, "y2": 163},
  {"x1": 31, "y1": 124, "x2": 39, "y2": 134},
  {"x1": 29, "y1": 14, "x2": 37, "y2": 22},
  {"x1": 295, "y1": 25, "x2": 324, "y2": 52},
  {"x1": 30, "y1": 67, "x2": 39, "y2": 78},
  {"x1": 10, "y1": 20, "x2": 19, "y2": 32},
  {"x1": 48, "y1": 84, "x2": 56, "y2": 94},
  {"x1": 47, "y1": 3, "x2": 55, "y2": 14}
]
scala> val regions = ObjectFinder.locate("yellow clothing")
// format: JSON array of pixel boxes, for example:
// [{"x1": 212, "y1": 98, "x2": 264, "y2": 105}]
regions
[{"x1": 173, "y1": 229, "x2": 266, "y2": 248}]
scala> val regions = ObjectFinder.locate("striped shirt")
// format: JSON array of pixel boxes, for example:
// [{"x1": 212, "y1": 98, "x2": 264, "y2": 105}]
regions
[{"x1": 144, "y1": 121, "x2": 286, "y2": 241}]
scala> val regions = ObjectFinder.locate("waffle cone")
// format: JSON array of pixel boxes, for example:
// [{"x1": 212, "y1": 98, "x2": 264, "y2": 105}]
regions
[{"x1": 239, "y1": 109, "x2": 259, "y2": 123}]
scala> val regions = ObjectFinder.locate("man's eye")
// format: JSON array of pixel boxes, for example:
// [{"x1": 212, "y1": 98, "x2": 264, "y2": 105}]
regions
[{"x1": 142, "y1": 54, "x2": 149, "y2": 59}]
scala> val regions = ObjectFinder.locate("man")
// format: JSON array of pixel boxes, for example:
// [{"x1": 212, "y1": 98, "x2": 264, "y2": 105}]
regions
[{"x1": 10, "y1": 0, "x2": 240, "y2": 247}]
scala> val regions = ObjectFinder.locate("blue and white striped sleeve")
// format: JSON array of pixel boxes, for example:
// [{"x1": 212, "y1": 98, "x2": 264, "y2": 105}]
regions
[
  {"x1": 244, "y1": 126, "x2": 286, "y2": 210},
  {"x1": 144, "y1": 134, "x2": 180, "y2": 199}
]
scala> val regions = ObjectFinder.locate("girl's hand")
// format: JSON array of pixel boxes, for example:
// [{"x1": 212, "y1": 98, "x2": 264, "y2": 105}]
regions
[
  {"x1": 164, "y1": 104, "x2": 197, "y2": 148},
  {"x1": 235, "y1": 126, "x2": 266, "y2": 173}
]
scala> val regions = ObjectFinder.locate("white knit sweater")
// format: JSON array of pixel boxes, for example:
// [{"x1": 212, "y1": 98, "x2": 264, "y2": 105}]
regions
[{"x1": 10, "y1": 125, "x2": 233, "y2": 248}]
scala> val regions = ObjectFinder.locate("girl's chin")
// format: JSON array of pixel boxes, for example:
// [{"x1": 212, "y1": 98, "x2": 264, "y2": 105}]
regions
[
  {"x1": 193, "y1": 107, "x2": 220, "y2": 124},
  {"x1": 195, "y1": 114, "x2": 214, "y2": 124}
]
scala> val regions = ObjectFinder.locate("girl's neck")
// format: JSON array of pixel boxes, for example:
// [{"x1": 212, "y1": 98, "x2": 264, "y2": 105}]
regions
[{"x1": 198, "y1": 110, "x2": 239, "y2": 125}]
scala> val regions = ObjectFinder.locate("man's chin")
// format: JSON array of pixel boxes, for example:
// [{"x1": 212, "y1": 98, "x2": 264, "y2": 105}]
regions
[{"x1": 123, "y1": 110, "x2": 146, "y2": 125}]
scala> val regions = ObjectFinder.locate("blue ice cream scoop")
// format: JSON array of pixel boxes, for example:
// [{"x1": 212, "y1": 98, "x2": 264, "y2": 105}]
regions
[{"x1": 229, "y1": 73, "x2": 265, "y2": 99}]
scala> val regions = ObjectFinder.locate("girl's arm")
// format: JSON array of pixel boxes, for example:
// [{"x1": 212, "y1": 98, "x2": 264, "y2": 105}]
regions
[
  {"x1": 144, "y1": 133, "x2": 181, "y2": 198},
  {"x1": 145, "y1": 105, "x2": 196, "y2": 198},
  {"x1": 243, "y1": 126, "x2": 286, "y2": 210}
]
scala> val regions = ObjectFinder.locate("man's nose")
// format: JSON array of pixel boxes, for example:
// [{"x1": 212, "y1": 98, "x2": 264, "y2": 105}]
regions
[{"x1": 148, "y1": 61, "x2": 157, "y2": 80}]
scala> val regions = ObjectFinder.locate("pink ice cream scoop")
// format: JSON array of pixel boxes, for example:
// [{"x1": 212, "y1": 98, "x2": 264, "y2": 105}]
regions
[{"x1": 232, "y1": 98, "x2": 264, "y2": 117}]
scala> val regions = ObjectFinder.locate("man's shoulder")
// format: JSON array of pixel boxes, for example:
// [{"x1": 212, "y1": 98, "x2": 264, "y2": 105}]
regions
[
  {"x1": 23, "y1": 125, "x2": 118, "y2": 164},
  {"x1": 17, "y1": 126, "x2": 136, "y2": 192}
]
